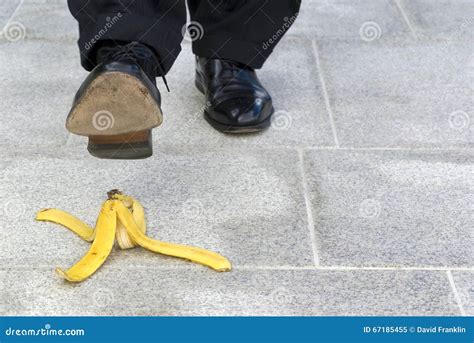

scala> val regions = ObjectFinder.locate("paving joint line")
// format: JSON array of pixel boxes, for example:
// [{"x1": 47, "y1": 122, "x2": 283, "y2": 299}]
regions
[
  {"x1": 311, "y1": 39, "x2": 340, "y2": 148},
  {"x1": 2, "y1": 265, "x2": 473, "y2": 271},
  {"x1": 394, "y1": 0, "x2": 418, "y2": 39},
  {"x1": 1, "y1": 145, "x2": 472, "y2": 158},
  {"x1": 1, "y1": 0, "x2": 26, "y2": 34},
  {"x1": 317, "y1": 266, "x2": 474, "y2": 272},
  {"x1": 303, "y1": 146, "x2": 474, "y2": 152},
  {"x1": 446, "y1": 270, "x2": 467, "y2": 316},
  {"x1": 297, "y1": 148, "x2": 320, "y2": 267}
]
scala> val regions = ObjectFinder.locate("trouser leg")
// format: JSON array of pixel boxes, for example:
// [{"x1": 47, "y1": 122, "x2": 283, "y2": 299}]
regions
[
  {"x1": 188, "y1": 0, "x2": 301, "y2": 69},
  {"x1": 67, "y1": 0, "x2": 186, "y2": 75}
]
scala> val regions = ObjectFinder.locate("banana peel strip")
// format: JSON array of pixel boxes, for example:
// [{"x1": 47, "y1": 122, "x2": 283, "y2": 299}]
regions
[
  {"x1": 55, "y1": 200, "x2": 116, "y2": 282},
  {"x1": 36, "y1": 208, "x2": 95, "y2": 241},
  {"x1": 115, "y1": 197, "x2": 146, "y2": 249},
  {"x1": 115, "y1": 200, "x2": 231, "y2": 272},
  {"x1": 35, "y1": 192, "x2": 231, "y2": 282}
]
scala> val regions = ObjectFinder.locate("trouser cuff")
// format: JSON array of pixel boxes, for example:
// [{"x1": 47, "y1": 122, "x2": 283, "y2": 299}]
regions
[{"x1": 192, "y1": 34, "x2": 271, "y2": 69}]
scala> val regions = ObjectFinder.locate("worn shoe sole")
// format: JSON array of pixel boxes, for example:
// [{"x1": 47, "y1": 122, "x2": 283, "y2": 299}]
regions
[
  {"x1": 66, "y1": 72, "x2": 162, "y2": 159},
  {"x1": 195, "y1": 79, "x2": 272, "y2": 134}
]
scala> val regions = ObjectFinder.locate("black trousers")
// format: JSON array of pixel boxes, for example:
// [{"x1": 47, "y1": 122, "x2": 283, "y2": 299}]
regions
[{"x1": 68, "y1": 0, "x2": 301, "y2": 75}]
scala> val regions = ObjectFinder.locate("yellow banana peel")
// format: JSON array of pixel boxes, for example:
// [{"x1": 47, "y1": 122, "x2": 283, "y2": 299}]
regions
[
  {"x1": 56, "y1": 200, "x2": 116, "y2": 282},
  {"x1": 115, "y1": 200, "x2": 231, "y2": 272},
  {"x1": 35, "y1": 190, "x2": 231, "y2": 282},
  {"x1": 36, "y1": 208, "x2": 95, "y2": 241}
]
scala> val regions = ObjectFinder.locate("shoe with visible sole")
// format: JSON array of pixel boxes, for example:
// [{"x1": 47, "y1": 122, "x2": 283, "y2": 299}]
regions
[
  {"x1": 195, "y1": 57, "x2": 274, "y2": 133},
  {"x1": 66, "y1": 42, "x2": 163, "y2": 159}
]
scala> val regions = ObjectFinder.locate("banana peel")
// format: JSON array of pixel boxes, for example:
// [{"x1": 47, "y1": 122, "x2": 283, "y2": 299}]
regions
[{"x1": 36, "y1": 189, "x2": 231, "y2": 282}]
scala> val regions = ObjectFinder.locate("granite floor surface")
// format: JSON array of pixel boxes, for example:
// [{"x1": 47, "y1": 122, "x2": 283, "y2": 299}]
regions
[{"x1": 0, "y1": 0, "x2": 472, "y2": 316}]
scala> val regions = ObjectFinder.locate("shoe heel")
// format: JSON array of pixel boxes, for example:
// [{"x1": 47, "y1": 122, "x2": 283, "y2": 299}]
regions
[
  {"x1": 87, "y1": 130, "x2": 153, "y2": 159},
  {"x1": 195, "y1": 73, "x2": 206, "y2": 94}
]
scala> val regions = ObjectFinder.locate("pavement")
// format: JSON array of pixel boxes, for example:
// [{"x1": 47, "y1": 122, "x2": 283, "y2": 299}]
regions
[{"x1": 0, "y1": 0, "x2": 472, "y2": 316}]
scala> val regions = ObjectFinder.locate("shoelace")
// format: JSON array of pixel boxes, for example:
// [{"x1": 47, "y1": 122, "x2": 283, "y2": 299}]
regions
[{"x1": 100, "y1": 42, "x2": 170, "y2": 92}]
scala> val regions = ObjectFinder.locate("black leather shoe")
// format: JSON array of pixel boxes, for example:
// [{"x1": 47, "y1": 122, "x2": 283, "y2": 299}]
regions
[
  {"x1": 66, "y1": 42, "x2": 163, "y2": 159},
  {"x1": 195, "y1": 57, "x2": 274, "y2": 133}
]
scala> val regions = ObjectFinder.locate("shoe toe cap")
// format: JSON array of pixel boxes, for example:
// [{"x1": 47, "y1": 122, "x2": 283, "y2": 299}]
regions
[{"x1": 210, "y1": 97, "x2": 273, "y2": 126}]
